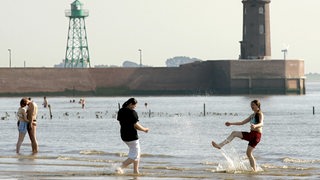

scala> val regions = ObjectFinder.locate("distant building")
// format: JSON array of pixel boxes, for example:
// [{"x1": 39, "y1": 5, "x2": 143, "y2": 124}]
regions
[
  {"x1": 166, "y1": 56, "x2": 202, "y2": 67},
  {"x1": 94, "y1": 64, "x2": 109, "y2": 68},
  {"x1": 54, "y1": 60, "x2": 65, "y2": 68},
  {"x1": 123, "y1": 61, "x2": 140, "y2": 67},
  {"x1": 122, "y1": 61, "x2": 150, "y2": 67}
]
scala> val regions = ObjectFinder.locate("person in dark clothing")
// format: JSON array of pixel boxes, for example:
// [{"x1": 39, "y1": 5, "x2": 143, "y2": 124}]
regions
[{"x1": 116, "y1": 98, "x2": 149, "y2": 174}]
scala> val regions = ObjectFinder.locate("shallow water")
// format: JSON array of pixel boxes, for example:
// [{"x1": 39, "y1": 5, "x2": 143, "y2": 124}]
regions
[{"x1": 0, "y1": 82, "x2": 320, "y2": 179}]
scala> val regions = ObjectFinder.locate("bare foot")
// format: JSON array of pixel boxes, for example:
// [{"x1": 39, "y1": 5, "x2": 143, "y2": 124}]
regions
[
  {"x1": 251, "y1": 167, "x2": 257, "y2": 172},
  {"x1": 115, "y1": 167, "x2": 124, "y2": 174},
  {"x1": 211, "y1": 141, "x2": 221, "y2": 149}
]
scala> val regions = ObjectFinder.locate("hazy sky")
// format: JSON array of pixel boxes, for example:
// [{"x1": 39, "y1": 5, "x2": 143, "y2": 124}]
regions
[{"x1": 1, "y1": 0, "x2": 319, "y2": 73}]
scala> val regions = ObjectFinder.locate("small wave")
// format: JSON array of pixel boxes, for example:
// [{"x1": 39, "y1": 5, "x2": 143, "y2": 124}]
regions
[
  {"x1": 57, "y1": 155, "x2": 115, "y2": 163},
  {"x1": 78, "y1": 150, "x2": 126, "y2": 158},
  {"x1": 283, "y1": 157, "x2": 320, "y2": 164},
  {"x1": 141, "y1": 153, "x2": 175, "y2": 158},
  {"x1": 0, "y1": 154, "x2": 59, "y2": 160},
  {"x1": 262, "y1": 163, "x2": 316, "y2": 171},
  {"x1": 79, "y1": 150, "x2": 107, "y2": 155},
  {"x1": 144, "y1": 165, "x2": 188, "y2": 171},
  {"x1": 201, "y1": 161, "x2": 219, "y2": 166},
  {"x1": 78, "y1": 150, "x2": 175, "y2": 159}
]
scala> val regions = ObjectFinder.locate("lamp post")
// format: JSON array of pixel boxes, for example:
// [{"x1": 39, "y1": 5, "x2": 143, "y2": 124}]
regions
[
  {"x1": 281, "y1": 49, "x2": 287, "y2": 60},
  {"x1": 8, "y1": 49, "x2": 11, "y2": 68},
  {"x1": 138, "y1": 49, "x2": 142, "y2": 67}
]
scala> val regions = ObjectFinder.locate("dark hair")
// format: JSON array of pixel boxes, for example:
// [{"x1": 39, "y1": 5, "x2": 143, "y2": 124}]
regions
[
  {"x1": 251, "y1": 99, "x2": 262, "y2": 120},
  {"x1": 122, "y1": 98, "x2": 138, "y2": 108},
  {"x1": 20, "y1": 98, "x2": 28, "y2": 107},
  {"x1": 251, "y1": 99, "x2": 261, "y2": 111}
]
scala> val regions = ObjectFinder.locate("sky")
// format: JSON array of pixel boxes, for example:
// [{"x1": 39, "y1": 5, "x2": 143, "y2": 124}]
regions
[{"x1": 1, "y1": 0, "x2": 320, "y2": 73}]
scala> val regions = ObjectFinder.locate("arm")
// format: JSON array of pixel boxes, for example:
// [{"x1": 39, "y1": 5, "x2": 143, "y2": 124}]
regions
[
  {"x1": 22, "y1": 110, "x2": 30, "y2": 123},
  {"x1": 27, "y1": 103, "x2": 36, "y2": 129},
  {"x1": 134, "y1": 122, "x2": 149, "y2": 133},
  {"x1": 225, "y1": 116, "x2": 251, "y2": 126},
  {"x1": 27, "y1": 104, "x2": 34, "y2": 122},
  {"x1": 18, "y1": 108, "x2": 29, "y2": 123}
]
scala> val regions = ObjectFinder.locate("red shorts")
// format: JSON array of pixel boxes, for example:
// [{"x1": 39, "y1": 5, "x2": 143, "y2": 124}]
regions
[{"x1": 242, "y1": 131, "x2": 262, "y2": 148}]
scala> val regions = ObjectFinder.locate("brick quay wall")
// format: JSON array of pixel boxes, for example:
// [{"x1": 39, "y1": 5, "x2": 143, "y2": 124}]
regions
[{"x1": 0, "y1": 60, "x2": 305, "y2": 96}]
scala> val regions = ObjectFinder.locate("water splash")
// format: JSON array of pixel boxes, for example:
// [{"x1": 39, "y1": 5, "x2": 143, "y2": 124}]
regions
[
  {"x1": 215, "y1": 145, "x2": 263, "y2": 173},
  {"x1": 220, "y1": 147, "x2": 249, "y2": 171}
]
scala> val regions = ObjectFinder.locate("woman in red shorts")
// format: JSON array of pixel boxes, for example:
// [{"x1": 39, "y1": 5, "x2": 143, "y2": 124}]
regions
[{"x1": 211, "y1": 99, "x2": 264, "y2": 171}]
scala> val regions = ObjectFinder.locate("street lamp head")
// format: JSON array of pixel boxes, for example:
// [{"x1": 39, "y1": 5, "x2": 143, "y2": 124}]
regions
[
  {"x1": 138, "y1": 49, "x2": 142, "y2": 67},
  {"x1": 8, "y1": 49, "x2": 12, "y2": 68}
]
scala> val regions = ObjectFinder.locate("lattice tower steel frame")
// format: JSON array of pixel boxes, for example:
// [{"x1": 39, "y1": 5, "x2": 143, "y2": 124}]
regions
[{"x1": 64, "y1": 0, "x2": 91, "y2": 68}]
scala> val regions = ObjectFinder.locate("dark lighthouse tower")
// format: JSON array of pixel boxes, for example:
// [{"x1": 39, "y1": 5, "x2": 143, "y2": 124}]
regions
[{"x1": 240, "y1": 0, "x2": 271, "y2": 60}]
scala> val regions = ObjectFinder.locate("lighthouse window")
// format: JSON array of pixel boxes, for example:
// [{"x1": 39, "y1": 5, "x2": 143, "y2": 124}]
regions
[
  {"x1": 259, "y1": 25, "x2": 264, "y2": 34},
  {"x1": 259, "y1": 7, "x2": 264, "y2": 14}
]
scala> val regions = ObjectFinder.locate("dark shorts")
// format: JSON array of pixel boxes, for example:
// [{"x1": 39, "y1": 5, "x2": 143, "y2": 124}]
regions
[{"x1": 242, "y1": 131, "x2": 262, "y2": 148}]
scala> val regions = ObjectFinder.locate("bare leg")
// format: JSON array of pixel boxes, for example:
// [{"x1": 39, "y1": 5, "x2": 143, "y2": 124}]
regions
[
  {"x1": 16, "y1": 133, "x2": 26, "y2": 154},
  {"x1": 211, "y1": 141, "x2": 221, "y2": 149},
  {"x1": 133, "y1": 159, "x2": 140, "y2": 174},
  {"x1": 116, "y1": 158, "x2": 135, "y2": 174},
  {"x1": 117, "y1": 158, "x2": 140, "y2": 174},
  {"x1": 121, "y1": 158, "x2": 135, "y2": 168},
  {"x1": 246, "y1": 146, "x2": 256, "y2": 171},
  {"x1": 31, "y1": 125, "x2": 38, "y2": 153},
  {"x1": 212, "y1": 131, "x2": 243, "y2": 149},
  {"x1": 28, "y1": 124, "x2": 38, "y2": 153}
]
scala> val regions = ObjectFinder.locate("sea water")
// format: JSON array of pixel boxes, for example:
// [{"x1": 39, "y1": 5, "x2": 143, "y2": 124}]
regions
[{"x1": 0, "y1": 82, "x2": 319, "y2": 179}]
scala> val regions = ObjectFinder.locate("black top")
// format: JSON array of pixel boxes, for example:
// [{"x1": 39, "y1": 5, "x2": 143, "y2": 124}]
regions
[{"x1": 117, "y1": 107, "x2": 139, "y2": 141}]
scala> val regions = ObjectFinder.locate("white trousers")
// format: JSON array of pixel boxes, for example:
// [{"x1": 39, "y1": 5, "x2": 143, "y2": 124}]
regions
[{"x1": 124, "y1": 140, "x2": 141, "y2": 160}]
